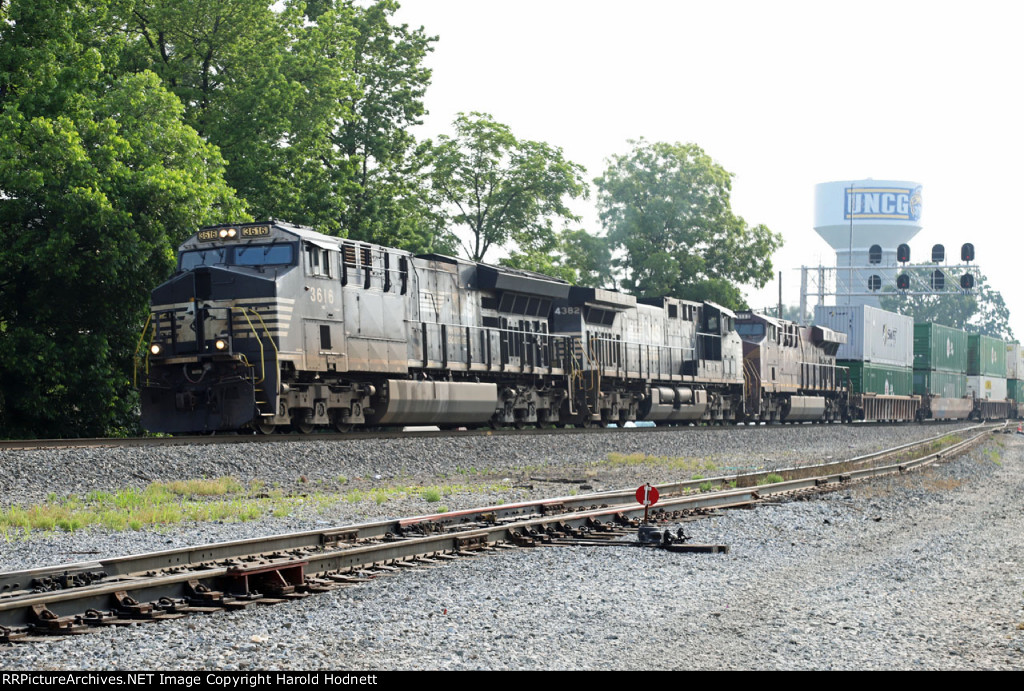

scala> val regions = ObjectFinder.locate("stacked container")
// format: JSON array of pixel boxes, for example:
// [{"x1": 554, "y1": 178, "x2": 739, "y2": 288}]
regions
[
  {"x1": 814, "y1": 305, "x2": 914, "y2": 395},
  {"x1": 1006, "y1": 343, "x2": 1024, "y2": 409},
  {"x1": 967, "y1": 334, "x2": 1007, "y2": 400},
  {"x1": 913, "y1": 322, "x2": 968, "y2": 399}
]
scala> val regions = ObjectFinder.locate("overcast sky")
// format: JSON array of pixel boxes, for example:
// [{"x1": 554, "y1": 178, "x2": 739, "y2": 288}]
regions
[{"x1": 395, "y1": 0, "x2": 1023, "y2": 335}]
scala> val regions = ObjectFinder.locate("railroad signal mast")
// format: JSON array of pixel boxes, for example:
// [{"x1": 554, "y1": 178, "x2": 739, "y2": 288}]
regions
[
  {"x1": 797, "y1": 180, "x2": 981, "y2": 324},
  {"x1": 798, "y1": 241, "x2": 981, "y2": 324}
]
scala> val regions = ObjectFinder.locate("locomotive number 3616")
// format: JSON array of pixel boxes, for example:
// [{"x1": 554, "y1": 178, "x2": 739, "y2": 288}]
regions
[{"x1": 309, "y1": 286, "x2": 335, "y2": 305}]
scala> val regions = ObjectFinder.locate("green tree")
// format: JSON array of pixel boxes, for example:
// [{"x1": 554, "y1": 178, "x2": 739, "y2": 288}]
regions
[
  {"x1": 420, "y1": 112, "x2": 589, "y2": 263},
  {"x1": 0, "y1": 0, "x2": 245, "y2": 438},
  {"x1": 116, "y1": 0, "x2": 356, "y2": 231},
  {"x1": 879, "y1": 273, "x2": 1014, "y2": 340},
  {"x1": 331, "y1": 0, "x2": 447, "y2": 253},
  {"x1": 117, "y1": 0, "x2": 445, "y2": 253},
  {"x1": 501, "y1": 228, "x2": 615, "y2": 287},
  {"x1": 595, "y1": 139, "x2": 782, "y2": 310}
]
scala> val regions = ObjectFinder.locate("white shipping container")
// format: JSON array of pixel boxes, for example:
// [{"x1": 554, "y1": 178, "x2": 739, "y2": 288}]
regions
[
  {"x1": 813, "y1": 304, "x2": 914, "y2": 367},
  {"x1": 966, "y1": 375, "x2": 1008, "y2": 400},
  {"x1": 1006, "y1": 343, "x2": 1024, "y2": 379}
]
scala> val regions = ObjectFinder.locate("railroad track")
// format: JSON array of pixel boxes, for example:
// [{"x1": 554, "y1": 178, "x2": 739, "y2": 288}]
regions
[
  {"x1": 0, "y1": 418, "x2": 981, "y2": 451},
  {"x1": 0, "y1": 422, "x2": 1004, "y2": 642}
]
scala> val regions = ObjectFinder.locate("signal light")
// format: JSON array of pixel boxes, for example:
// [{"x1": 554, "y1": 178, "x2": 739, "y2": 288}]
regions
[
  {"x1": 932, "y1": 244, "x2": 945, "y2": 263},
  {"x1": 961, "y1": 243, "x2": 975, "y2": 262},
  {"x1": 897, "y1": 244, "x2": 911, "y2": 263},
  {"x1": 931, "y1": 270, "x2": 944, "y2": 291},
  {"x1": 961, "y1": 274, "x2": 974, "y2": 290},
  {"x1": 868, "y1": 275, "x2": 881, "y2": 291},
  {"x1": 897, "y1": 273, "x2": 910, "y2": 290}
]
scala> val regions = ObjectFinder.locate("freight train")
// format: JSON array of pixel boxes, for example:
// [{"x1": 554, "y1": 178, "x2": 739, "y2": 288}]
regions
[{"x1": 135, "y1": 221, "x2": 1014, "y2": 433}]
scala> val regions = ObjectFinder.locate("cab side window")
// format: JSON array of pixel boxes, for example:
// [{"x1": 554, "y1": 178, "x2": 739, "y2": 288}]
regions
[{"x1": 305, "y1": 244, "x2": 333, "y2": 278}]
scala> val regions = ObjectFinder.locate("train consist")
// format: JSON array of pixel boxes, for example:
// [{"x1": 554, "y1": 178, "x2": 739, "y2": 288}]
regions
[{"x1": 136, "y1": 221, "x2": 1017, "y2": 433}]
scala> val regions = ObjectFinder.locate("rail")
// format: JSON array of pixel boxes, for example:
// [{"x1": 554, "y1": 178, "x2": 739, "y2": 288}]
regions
[{"x1": 0, "y1": 422, "x2": 1001, "y2": 638}]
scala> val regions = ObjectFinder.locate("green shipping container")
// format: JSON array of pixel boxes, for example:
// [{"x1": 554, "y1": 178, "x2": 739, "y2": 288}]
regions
[
  {"x1": 968, "y1": 334, "x2": 1007, "y2": 376},
  {"x1": 914, "y1": 323, "x2": 968, "y2": 373},
  {"x1": 840, "y1": 361, "x2": 914, "y2": 396},
  {"x1": 913, "y1": 369, "x2": 966, "y2": 398},
  {"x1": 1009, "y1": 379, "x2": 1024, "y2": 402}
]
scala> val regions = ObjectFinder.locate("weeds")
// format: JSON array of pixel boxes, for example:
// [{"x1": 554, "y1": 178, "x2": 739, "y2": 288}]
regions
[
  {"x1": 0, "y1": 477, "x2": 321, "y2": 535},
  {"x1": 0, "y1": 475, "x2": 514, "y2": 538}
]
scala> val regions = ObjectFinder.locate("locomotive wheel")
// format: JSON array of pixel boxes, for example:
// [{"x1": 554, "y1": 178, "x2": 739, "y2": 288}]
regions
[
  {"x1": 290, "y1": 415, "x2": 315, "y2": 434},
  {"x1": 255, "y1": 421, "x2": 277, "y2": 435},
  {"x1": 335, "y1": 422, "x2": 354, "y2": 433}
]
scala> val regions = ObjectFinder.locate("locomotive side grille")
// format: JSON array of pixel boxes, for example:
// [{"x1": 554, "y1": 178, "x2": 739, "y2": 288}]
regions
[{"x1": 342, "y1": 243, "x2": 358, "y2": 267}]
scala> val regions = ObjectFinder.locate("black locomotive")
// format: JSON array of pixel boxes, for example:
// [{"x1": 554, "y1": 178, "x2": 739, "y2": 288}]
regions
[{"x1": 137, "y1": 221, "x2": 857, "y2": 433}]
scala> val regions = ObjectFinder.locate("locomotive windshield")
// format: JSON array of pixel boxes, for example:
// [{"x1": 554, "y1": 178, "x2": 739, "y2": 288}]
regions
[
  {"x1": 735, "y1": 322, "x2": 766, "y2": 340},
  {"x1": 180, "y1": 247, "x2": 227, "y2": 270},
  {"x1": 179, "y1": 243, "x2": 296, "y2": 271},
  {"x1": 235, "y1": 244, "x2": 294, "y2": 267}
]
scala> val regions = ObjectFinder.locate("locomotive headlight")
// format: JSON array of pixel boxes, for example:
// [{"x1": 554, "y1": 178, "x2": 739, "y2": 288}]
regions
[
  {"x1": 214, "y1": 338, "x2": 229, "y2": 351},
  {"x1": 149, "y1": 343, "x2": 163, "y2": 356}
]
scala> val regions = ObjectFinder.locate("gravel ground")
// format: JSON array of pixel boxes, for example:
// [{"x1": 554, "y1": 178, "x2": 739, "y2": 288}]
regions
[{"x1": 2, "y1": 422, "x2": 1021, "y2": 670}]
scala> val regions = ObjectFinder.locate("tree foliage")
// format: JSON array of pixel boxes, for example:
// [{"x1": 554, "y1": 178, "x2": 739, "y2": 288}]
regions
[
  {"x1": 594, "y1": 140, "x2": 782, "y2": 310},
  {"x1": 879, "y1": 273, "x2": 1014, "y2": 340},
  {"x1": 331, "y1": 0, "x2": 447, "y2": 253},
  {"x1": 115, "y1": 0, "x2": 443, "y2": 252},
  {"x1": 116, "y1": 0, "x2": 357, "y2": 231},
  {"x1": 420, "y1": 112, "x2": 588, "y2": 263},
  {"x1": 500, "y1": 228, "x2": 615, "y2": 287},
  {"x1": 0, "y1": 0, "x2": 246, "y2": 438}
]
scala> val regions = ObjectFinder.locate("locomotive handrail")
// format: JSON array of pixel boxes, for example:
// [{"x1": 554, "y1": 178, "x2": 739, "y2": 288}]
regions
[
  {"x1": 241, "y1": 308, "x2": 281, "y2": 407},
  {"x1": 794, "y1": 359, "x2": 846, "y2": 392},
  {"x1": 418, "y1": 320, "x2": 569, "y2": 375},
  {"x1": 587, "y1": 334, "x2": 697, "y2": 381},
  {"x1": 233, "y1": 307, "x2": 269, "y2": 385}
]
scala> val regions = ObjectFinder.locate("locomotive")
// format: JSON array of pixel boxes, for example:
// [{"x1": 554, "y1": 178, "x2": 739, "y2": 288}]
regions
[{"x1": 136, "y1": 221, "x2": 858, "y2": 433}]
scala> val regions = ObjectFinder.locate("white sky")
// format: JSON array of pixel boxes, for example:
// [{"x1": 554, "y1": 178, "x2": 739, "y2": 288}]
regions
[{"x1": 395, "y1": 0, "x2": 1023, "y2": 336}]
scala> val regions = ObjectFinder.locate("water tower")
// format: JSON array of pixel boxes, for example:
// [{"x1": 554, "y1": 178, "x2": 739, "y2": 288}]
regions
[{"x1": 814, "y1": 180, "x2": 923, "y2": 306}]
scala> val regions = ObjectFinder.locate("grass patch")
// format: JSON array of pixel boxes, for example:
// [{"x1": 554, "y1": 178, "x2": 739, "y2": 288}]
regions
[
  {"x1": 763, "y1": 473, "x2": 785, "y2": 484},
  {"x1": 0, "y1": 477, "x2": 328, "y2": 535},
  {"x1": 0, "y1": 475, "x2": 515, "y2": 537}
]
